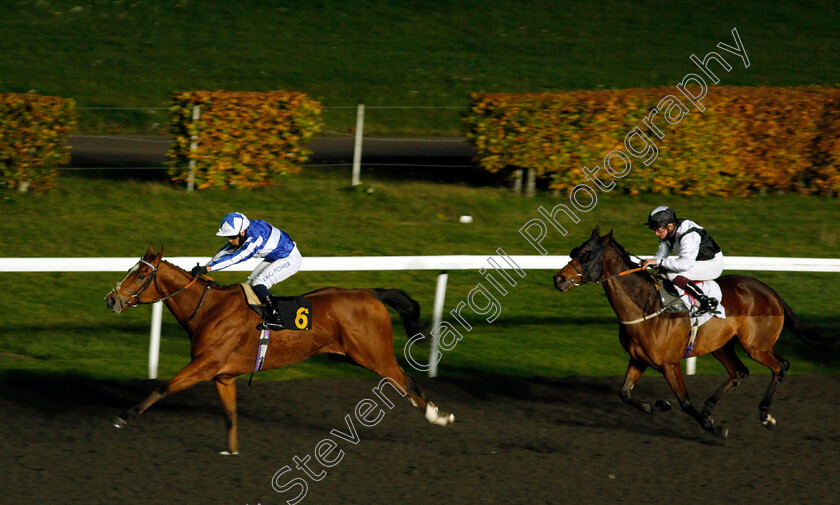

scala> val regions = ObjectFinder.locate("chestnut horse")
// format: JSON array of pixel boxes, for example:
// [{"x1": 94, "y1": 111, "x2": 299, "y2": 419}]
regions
[
  {"x1": 553, "y1": 227, "x2": 833, "y2": 439},
  {"x1": 105, "y1": 246, "x2": 454, "y2": 455}
]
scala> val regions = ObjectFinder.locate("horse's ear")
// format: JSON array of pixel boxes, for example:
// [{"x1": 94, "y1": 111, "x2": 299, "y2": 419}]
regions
[
  {"x1": 144, "y1": 245, "x2": 155, "y2": 258},
  {"x1": 156, "y1": 245, "x2": 164, "y2": 261},
  {"x1": 590, "y1": 226, "x2": 601, "y2": 239},
  {"x1": 599, "y1": 229, "x2": 614, "y2": 245}
]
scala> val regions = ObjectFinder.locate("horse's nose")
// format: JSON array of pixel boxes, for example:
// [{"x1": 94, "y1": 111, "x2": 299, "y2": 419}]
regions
[
  {"x1": 553, "y1": 274, "x2": 565, "y2": 290},
  {"x1": 105, "y1": 292, "x2": 120, "y2": 313}
]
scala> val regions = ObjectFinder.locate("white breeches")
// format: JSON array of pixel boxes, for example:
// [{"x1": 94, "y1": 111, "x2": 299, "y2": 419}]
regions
[
  {"x1": 248, "y1": 245, "x2": 302, "y2": 288},
  {"x1": 663, "y1": 252, "x2": 724, "y2": 281}
]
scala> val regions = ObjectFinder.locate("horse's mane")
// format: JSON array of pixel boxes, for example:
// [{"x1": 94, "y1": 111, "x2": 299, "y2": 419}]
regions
[
  {"x1": 160, "y1": 259, "x2": 225, "y2": 288},
  {"x1": 607, "y1": 236, "x2": 660, "y2": 291},
  {"x1": 607, "y1": 236, "x2": 639, "y2": 269}
]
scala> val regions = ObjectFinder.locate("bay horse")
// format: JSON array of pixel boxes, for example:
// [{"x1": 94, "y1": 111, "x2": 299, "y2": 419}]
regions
[
  {"x1": 105, "y1": 246, "x2": 454, "y2": 455},
  {"x1": 553, "y1": 227, "x2": 834, "y2": 439}
]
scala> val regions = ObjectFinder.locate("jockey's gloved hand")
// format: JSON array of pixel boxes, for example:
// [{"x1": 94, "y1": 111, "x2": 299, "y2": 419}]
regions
[{"x1": 190, "y1": 265, "x2": 208, "y2": 277}]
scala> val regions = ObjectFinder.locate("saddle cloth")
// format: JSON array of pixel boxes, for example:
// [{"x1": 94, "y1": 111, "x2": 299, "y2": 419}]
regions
[
  {"x1": 240, "y1": 284, "x2": 313, "y2": 331},
  {"x1": 659, "y1": 280, "x2": 726, "y2": 328}
]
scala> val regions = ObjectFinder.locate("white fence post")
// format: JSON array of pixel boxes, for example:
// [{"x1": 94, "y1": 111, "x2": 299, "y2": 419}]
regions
[
  {"x1": 186, "y1": 105, "x2": 200, "y2": 192},
  {"x1": 429, "y1": 271, "x2": 448, "y2": 378},
  {"x1": 351, "y1": 104, "x2": 364, "y2": 186},
  {"x1": 149, "y1": 301, "x2": 163, "y2": 379}
]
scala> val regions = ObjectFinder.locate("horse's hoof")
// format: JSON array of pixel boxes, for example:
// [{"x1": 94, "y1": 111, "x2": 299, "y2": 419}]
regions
[
  {"x1": 425, "y1": 403, "x2": 455, "y2": 426},
  {"x1": 219, "y1": 450, "x2": 239, "y2": 456},
  {"x1": 654, "y1": 400, "x2": 672, "y2": 412},
  {"x1": 761, "y1": 414, "x2": 776, "y2": 430},
  {"x1": 715, "y1": 425, "x2": 729, "y2": 440},
  {"x1": 111, "y1": 416, "x2": 128, "y2": 429}
]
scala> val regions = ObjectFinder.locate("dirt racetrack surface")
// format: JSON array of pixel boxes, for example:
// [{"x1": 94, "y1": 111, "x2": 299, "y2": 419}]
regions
[{"x1": 2, "y1": 373, "x2": 839, "y2": 505}]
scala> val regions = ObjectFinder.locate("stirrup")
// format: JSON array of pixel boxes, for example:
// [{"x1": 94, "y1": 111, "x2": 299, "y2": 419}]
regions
[
  {"x1": 692, "y1": 296, "x2": 717, "y2": 317},
  {"x1": 256, "y1": 306, "x2": 285, "y2": 331},
  {"x1": 256, "y1": 320, "x2": 285, "y2": 331}
]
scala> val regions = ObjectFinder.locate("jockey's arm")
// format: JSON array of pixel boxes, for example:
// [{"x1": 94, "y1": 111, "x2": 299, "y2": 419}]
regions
[
  {"x1": 658, "y1": 232, "x2": 701, "y2": 272},
  {"x1": 643, "y1": 240, "x2": 671, "y2": 268},
  {"x1": 207, "y1": 237, "x2": 262, "y2": 271}
]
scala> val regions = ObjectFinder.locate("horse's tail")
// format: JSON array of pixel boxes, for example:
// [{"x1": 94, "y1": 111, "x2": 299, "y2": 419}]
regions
[
  {"x1": 779, "y1": 295, "x2": 838, "y2": 351},
  {"x1": 370, "y1": 288, "x2": 423, "y2": 337}
]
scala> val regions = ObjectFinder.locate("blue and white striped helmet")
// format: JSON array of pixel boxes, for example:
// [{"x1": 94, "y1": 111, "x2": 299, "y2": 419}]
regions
[{"x1": 216, "y1": 212, "x2": 250, "y2": 237}]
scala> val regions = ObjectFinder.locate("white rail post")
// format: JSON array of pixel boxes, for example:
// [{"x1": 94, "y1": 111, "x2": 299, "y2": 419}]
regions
[
  {"x1": 351, "y1": 104, "x2": 364, "y2": 186},
  {"x1": 186, "y1": 105, "x2": 200, "y2": 192},
  {"x1": 685, "y1": 356, "x2": 696, "y2": 375},
  {"x1": 149, "y1": 301, "x2": 163, "y2": 379},
  {"x1": 428, "y1": 271, "x2": 448, "y2": 378}
]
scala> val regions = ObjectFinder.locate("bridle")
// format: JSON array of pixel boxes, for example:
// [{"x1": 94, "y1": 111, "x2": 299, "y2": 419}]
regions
[
  {"x1": 114, "y1": 258, "x2": 206, "y2": 312},
  {"x1": 564, "y1": 255, "x2": 667, "y2": 325}
]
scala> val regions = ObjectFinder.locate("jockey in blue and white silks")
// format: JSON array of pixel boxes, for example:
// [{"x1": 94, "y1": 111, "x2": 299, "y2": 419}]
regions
[
  {"x1": 640, "y1": 206, "x2": 724, "y2": 316},
  {"x1": 191, "y1": 212, "x2": 302, "y2": 330}
]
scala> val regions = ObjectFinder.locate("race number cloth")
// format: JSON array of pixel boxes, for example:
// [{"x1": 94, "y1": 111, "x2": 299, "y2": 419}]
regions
[
  {"x1": 269, "y1": 295, "x2": 313, "y2": 331},
  {"x1": 658, "y1": 279, "x2": 726, "y2": 327},
  {"x1": 685, "y1": 280, "x2": 726, "y2": 328},
  {"x1": 240, "y1": 284, "x2": 313, "y2": 331}
]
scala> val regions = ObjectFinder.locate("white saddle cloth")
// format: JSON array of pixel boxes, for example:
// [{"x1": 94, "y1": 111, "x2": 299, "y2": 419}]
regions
[{"x1": 681, "y1": 280, "x2": 726, "y2": 327}]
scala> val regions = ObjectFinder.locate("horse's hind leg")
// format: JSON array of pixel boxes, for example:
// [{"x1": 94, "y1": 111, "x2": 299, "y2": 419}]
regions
[
  {"x1": 374, "y1": 363, "x2": 454, "y2": 426},
  {"x1": 742, "y1": 345, "x2": 790, "y2": 429},
  {"x1": 619, "y1": 358, "x2": 671, "y2": 414},
  {"x1": 661, "y1": 362, "x2": 728, "y2": 439},
  {"x1": 213, "y1": 375, "x2": 239, "y2": 455},
  {"x1": 702, "y1": 340, "x2": 750, "y2": 421}
]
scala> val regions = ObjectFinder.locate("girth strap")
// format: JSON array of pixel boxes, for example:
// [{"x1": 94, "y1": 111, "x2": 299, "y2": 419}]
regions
[
  {"x1": 682, "y1": 325, "x2": 699, "y2": 359},
  {"x1": 248, "y1": 329, "x2": 270, "y2": 386}
]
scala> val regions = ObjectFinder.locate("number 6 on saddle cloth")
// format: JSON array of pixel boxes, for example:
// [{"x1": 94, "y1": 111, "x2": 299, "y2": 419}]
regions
[{"x1": 241, "y1": 284, "x2": 313, "y2": 331}]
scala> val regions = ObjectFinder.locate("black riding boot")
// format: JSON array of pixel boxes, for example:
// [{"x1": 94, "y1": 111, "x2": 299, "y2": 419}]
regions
[
  {"x1": 253, "y1": 284, "x2": 285, "y2": 331},
  {"x1": 682, "y1": 282, "x2": 718, "y2": 316}
]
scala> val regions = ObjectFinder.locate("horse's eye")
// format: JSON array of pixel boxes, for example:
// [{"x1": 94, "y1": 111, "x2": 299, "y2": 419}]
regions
[{"x1": 138, "y1": 274, "x2": 145, "y2": 279}]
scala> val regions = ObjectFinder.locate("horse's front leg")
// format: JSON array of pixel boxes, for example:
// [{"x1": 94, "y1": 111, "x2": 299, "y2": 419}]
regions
[
  {"x1": 112, "y1": 387, "x2": 166, "y2": 428},
  {"x1": 619, "y1": 358, "x2": 672, "y2": 414},
  {"x1": 661, "y1": 362, "x2": 728, "y2": 439},
  {"x1": 213, "y1": 375, "x2": 239, "y2": 455},
  {"x1": 112, "y1": 353, "x2": 222, "y2": 429}
]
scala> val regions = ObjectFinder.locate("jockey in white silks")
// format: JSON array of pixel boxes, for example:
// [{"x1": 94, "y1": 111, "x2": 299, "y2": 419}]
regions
[{"x1": 640, "y1": 206, "x2": 724, "y2": 316}]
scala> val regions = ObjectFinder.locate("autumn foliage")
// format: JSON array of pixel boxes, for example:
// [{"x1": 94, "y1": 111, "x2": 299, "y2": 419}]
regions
[
  {"x1": 167, "y1": 91, "x2": 323, "y2": 189},
  {"x1": 0, "y1": 94, "x2": 75, "y2": 192},
  {"x1": 464, "y1": 87, "x2": 840, "y2": 196}
]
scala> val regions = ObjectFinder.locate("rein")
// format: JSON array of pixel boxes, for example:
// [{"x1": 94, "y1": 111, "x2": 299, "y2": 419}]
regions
[
  {"x1": 567, "y1": 258, "x2": 665, "y2": 325},
  {"x1": 594, "y1": 265, "x2": 647, "y2": 284}
]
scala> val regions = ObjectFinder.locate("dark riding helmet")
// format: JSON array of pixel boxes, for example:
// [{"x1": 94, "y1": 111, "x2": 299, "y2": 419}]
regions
[{"x1": 645, "y1": 206, "x2": 677, "y2": 229}]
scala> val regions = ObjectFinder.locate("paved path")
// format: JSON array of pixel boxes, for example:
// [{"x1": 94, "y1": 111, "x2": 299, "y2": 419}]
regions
[{"x1": 67, "y1": 135, "x2": 475, "y2": 167}]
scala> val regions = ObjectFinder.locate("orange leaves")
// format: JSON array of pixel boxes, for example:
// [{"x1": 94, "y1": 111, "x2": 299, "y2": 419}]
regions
[
  {"x1": 464, "y1": 87, "x2": 840, "y2": 196},
  {"x1": 0, "y1": 94, "x2": 75, "y2": 192},
  {"x1": 166, "y1": 91, "x2": 323, "y2": 189}
]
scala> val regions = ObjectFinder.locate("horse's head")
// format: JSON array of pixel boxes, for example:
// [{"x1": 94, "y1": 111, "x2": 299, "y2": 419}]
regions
[
  {"x1": 553, "y1": 226, "x2": 613, "y2": 291},
  {"x1": 105, "y1": 245, "x2": 164, "y2": 314}
]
